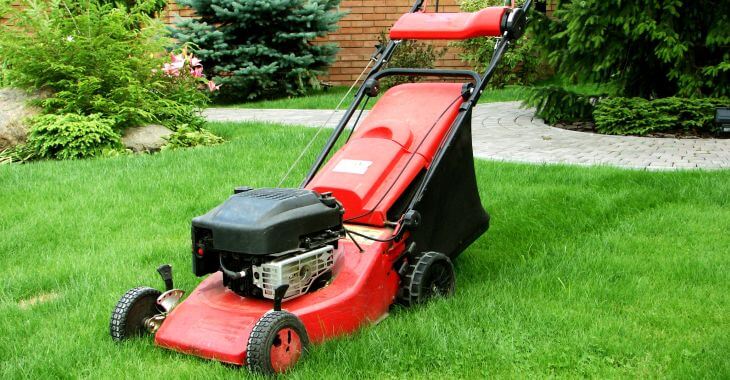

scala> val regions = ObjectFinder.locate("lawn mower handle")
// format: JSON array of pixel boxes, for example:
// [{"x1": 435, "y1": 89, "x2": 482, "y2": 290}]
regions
[
  {"x1": 371, "y1": 68, "x2": 481, "y2": 83},
  {"x1": 301, "y1": 0, "x2": 534, "y2": 188}
]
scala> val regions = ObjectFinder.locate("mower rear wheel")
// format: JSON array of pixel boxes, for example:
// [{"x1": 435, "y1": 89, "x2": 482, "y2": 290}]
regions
[
  {"x1": 109, "y1": 287, "x2": 161, "y2": 341},
  {"x1": 247, "y1": 311, "x2": 309, "y2": 375},
  {"x1": 399, "y1": 251, "x2": 455, "y2": 306}
]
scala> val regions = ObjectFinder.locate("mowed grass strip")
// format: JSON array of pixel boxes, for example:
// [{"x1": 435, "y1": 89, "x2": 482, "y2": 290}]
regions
[
  {"x1": 221, "y1": 85, "x2": 527, "y2": 110},
  {"x1": 0, "y1": 122, "x2": 728, "y2": 379}
]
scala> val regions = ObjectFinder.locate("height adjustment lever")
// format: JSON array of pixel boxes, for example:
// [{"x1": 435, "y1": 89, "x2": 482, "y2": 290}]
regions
[
  {"x1": 157, "y1": 264, "x2": 174, "y2": 291},
  {"x1": 273, "y1": 284, "x2": 290, "y2": 311}
]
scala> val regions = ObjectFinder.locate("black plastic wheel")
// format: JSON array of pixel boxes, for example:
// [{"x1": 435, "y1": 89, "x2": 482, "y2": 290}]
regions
[
  {"x1": 109, "y1": 286, "x2": 161, "y2": 342},
  {"x1": 246, "y1": 311, "x2": 310, "y2": 375},
  {"x1": 399, "y1": 251, "x2": 455, "y2": 306}
]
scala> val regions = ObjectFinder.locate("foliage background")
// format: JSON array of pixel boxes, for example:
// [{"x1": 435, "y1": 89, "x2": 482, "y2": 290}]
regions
[
  {"x1": 378, "y1": 31, "x2": 446, "y2": 88},
  {"x1": 530, "y1": 0, "x2": 729, "y2": 98},
  {"x1": 0, "y1": 0, "x2": 208, "y2": 131},
  {"x1": 0, "y1": 0, "x2": 217, "y2": 161},
  {"x1": 459, "y1": 0, "x2": 552, "y2": 88},
  {"x1": 594, "y1": 97, "x2": 730, "y2": 136}
]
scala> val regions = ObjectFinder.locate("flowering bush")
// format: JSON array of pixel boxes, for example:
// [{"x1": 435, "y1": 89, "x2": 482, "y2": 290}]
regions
[
  {"x1": 160, "y1": 48, "x2": 220, "y2": 94},
  {"x1": 0, "y1": 0, "x2": 224, "y2": 161},
  {"x1": 0, "y1": 0, "x2": 210, "y2": 130}
]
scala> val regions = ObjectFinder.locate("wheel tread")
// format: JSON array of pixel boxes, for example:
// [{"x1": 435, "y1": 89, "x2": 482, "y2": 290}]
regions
[
  {"x1": 246, "y1": 310, "x2": 309, "y2": 374},
  {"x1": 398, "y1": 251, "x2": 454, "y2": 307},
  {"x1": 109, "y1": 286, "x2": 161, "y2": 342}
]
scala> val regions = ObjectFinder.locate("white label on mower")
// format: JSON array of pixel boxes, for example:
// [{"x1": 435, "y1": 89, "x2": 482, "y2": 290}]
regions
[{"x1": 333, "y1": 159, "x2": 372, "y2": 175}]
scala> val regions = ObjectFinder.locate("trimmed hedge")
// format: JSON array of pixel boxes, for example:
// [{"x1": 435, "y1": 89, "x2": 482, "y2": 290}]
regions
[
  {"x1": 523, "y1": 86, "x2": 603, "y2": 124},
  {"x1": 594, "y1": 97, "x2": 730, "y2": 136},
  {"x1": 27, "y1": 114, "x2": 122, "y2": 160}
]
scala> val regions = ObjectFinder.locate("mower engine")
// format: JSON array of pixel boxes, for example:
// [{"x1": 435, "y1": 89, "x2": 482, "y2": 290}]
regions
[{"x1": 191, "y1": 188, "x2": 344, "y2": 301}]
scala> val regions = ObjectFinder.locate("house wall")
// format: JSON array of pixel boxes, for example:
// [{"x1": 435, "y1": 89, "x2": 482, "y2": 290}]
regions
[
  {"x1": 312, "y1": 0, "x2": 558, "y2": 84},
  {"x1": 319, "y1": 0, "x2": 466, "y2": 84},
  {"x1": 0, "y1": 2, "x2": 23, "y2": 25}
]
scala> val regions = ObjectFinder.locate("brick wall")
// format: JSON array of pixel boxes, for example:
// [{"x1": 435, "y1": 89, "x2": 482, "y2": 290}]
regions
[
  {"x1": 0, "y1": 2, "x2": 23, "y2": 25},
  {"x1": 320, "y1": 0, "x2": 468, "y2": 84},
  {"x1": 546, "y1": 0, "x2": 557, "y2": 13},
  {"x1": 318, "y1": 1, "x2": 558, "y2": 84},
  {"x1": 160, "y1": 1, "x2": 196, "y2": 24}
]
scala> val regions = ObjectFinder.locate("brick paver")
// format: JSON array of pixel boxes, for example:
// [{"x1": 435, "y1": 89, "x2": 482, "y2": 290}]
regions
[{"x1": 204, "y1": 102, "x2": 730, "y2": 170}]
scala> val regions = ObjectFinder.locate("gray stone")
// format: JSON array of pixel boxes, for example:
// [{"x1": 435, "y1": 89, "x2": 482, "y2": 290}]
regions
[
  {"x1": 121, "y1": 124, "x2": 174, "y2": 153},
  {"x1": 0, "y1": 88, "x2": 41, "y2": 150}
]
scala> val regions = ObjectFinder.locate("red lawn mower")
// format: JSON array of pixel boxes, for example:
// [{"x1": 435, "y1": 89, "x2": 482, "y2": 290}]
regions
[{"x1": 110, "y1": 0, "x2": 534, "y2": 374}]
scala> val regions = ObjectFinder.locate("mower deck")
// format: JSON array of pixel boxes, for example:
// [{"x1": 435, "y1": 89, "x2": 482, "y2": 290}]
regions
[{"x1": 155, "y1": 226, "x2": 403, "y2": 365}]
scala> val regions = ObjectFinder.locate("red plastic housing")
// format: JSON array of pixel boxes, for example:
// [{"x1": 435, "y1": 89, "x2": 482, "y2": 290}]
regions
[
  {"x1": 305, "y1": 82, "x2": 465, "y2": 226},
  {"x1": 390, "y1": 7, "x2": 507, "y2": 40},
  {"x1": 155, "y1": 229, "x2": 404, "y2": 365}
]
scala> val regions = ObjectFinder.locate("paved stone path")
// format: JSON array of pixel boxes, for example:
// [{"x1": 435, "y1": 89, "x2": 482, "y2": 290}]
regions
[{"x1": 205, "y1": 102, "x2": 730, "y2": 170}]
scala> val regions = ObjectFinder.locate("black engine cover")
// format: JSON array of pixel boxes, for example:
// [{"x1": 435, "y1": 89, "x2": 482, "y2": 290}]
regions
[{"x1": 192, "y1": 188, "x2": 343, "y2": 256}]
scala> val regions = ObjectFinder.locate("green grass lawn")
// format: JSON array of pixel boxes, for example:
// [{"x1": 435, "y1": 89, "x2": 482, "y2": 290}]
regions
[
  {"x1": 221, "y1": 85, "x2": 527, "y2": 110},
  {"x1": 1, "y1": 122, "x2": 728, "y2": 378}
]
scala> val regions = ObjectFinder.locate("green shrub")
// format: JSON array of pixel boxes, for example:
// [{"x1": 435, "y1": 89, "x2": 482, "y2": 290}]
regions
[
  {"x1": 531, "y1": 0, "x2": 729, "y2": 98},
  {"x1": 98, "y1": 0, "x2": 167, "y2": 14},
  {"x1": 26, "y1": 114, "x2": 123, "y2": 160},
  {"x1": 458, "y1": 0, "x2": 552, "y2": 88},
  {"x1": 378, "y1": 31, "x2": 446, "y2": 88},
  {"x1": 172, "y1": 0, "x2": 345, "y2": 102},
  {"x1": 0, "y1": 144, "x2": 37, "y2": 165},
  {"x1": 0, "y1": 0, "x2": 208, "y2": 130},
  {"x1": 162, "y1": 125, "x2": 225, "y2": 150},
  {"x1": 594, "y1": 97, "x2": 730, "y2": 136},
  {"x1": 524, "y1": 85, "x2": 604, "y2": 124}
]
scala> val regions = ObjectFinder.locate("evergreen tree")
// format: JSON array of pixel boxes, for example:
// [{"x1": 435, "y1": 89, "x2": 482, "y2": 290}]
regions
[
  {"x1": 173, "y1": 0, "x2": 344, "y2": 101},
  {"x1": 532, "y1": 0, "x2": 729, "y2": 98}
]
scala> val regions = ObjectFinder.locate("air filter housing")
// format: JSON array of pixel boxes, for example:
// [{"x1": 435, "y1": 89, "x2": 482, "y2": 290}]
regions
[
  {"x1": 192, "y1": 188, "x2": 343, "y2": 255},
  {"x1": 252, "y1": 246, "x2": 335, "y2": 300}
]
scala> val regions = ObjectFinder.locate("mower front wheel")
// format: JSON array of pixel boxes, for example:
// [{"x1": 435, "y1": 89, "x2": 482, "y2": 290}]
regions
[
  {"x1": 246, "y1": 311, "x2": 309, "y2": 375},
  {"x1": 399, "y1": 251, "x2": 455, "y2": 306},
  {"x1": 109, "y1": 287, "x2": 162, "y2": 341}
]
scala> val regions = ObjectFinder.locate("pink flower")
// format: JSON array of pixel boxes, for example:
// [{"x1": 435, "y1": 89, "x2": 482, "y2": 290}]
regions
[
  {"x1": 170, "y1": 52, "x2": 185, "y2": 63},
  {"x1": 191, "y1": 66, "x2": 204, "y2": 78},
  {"x1": 162, "y1": 60, "x2": 185, "y2": 77},
  {"x1": 207, "y1": 80, "x2": 221, "y2": 92},
  {"x1": 190, "y1": 57, "x2": 202, "y2": 68}
]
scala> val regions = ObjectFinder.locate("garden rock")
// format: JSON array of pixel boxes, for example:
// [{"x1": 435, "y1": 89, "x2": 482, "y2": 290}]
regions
[
  {"x1": 0, "y1": 88, "x2": 40, "y2": 150},
  {"x1": 122, "y1": 124, "x2": 174, "y2": 153}
]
